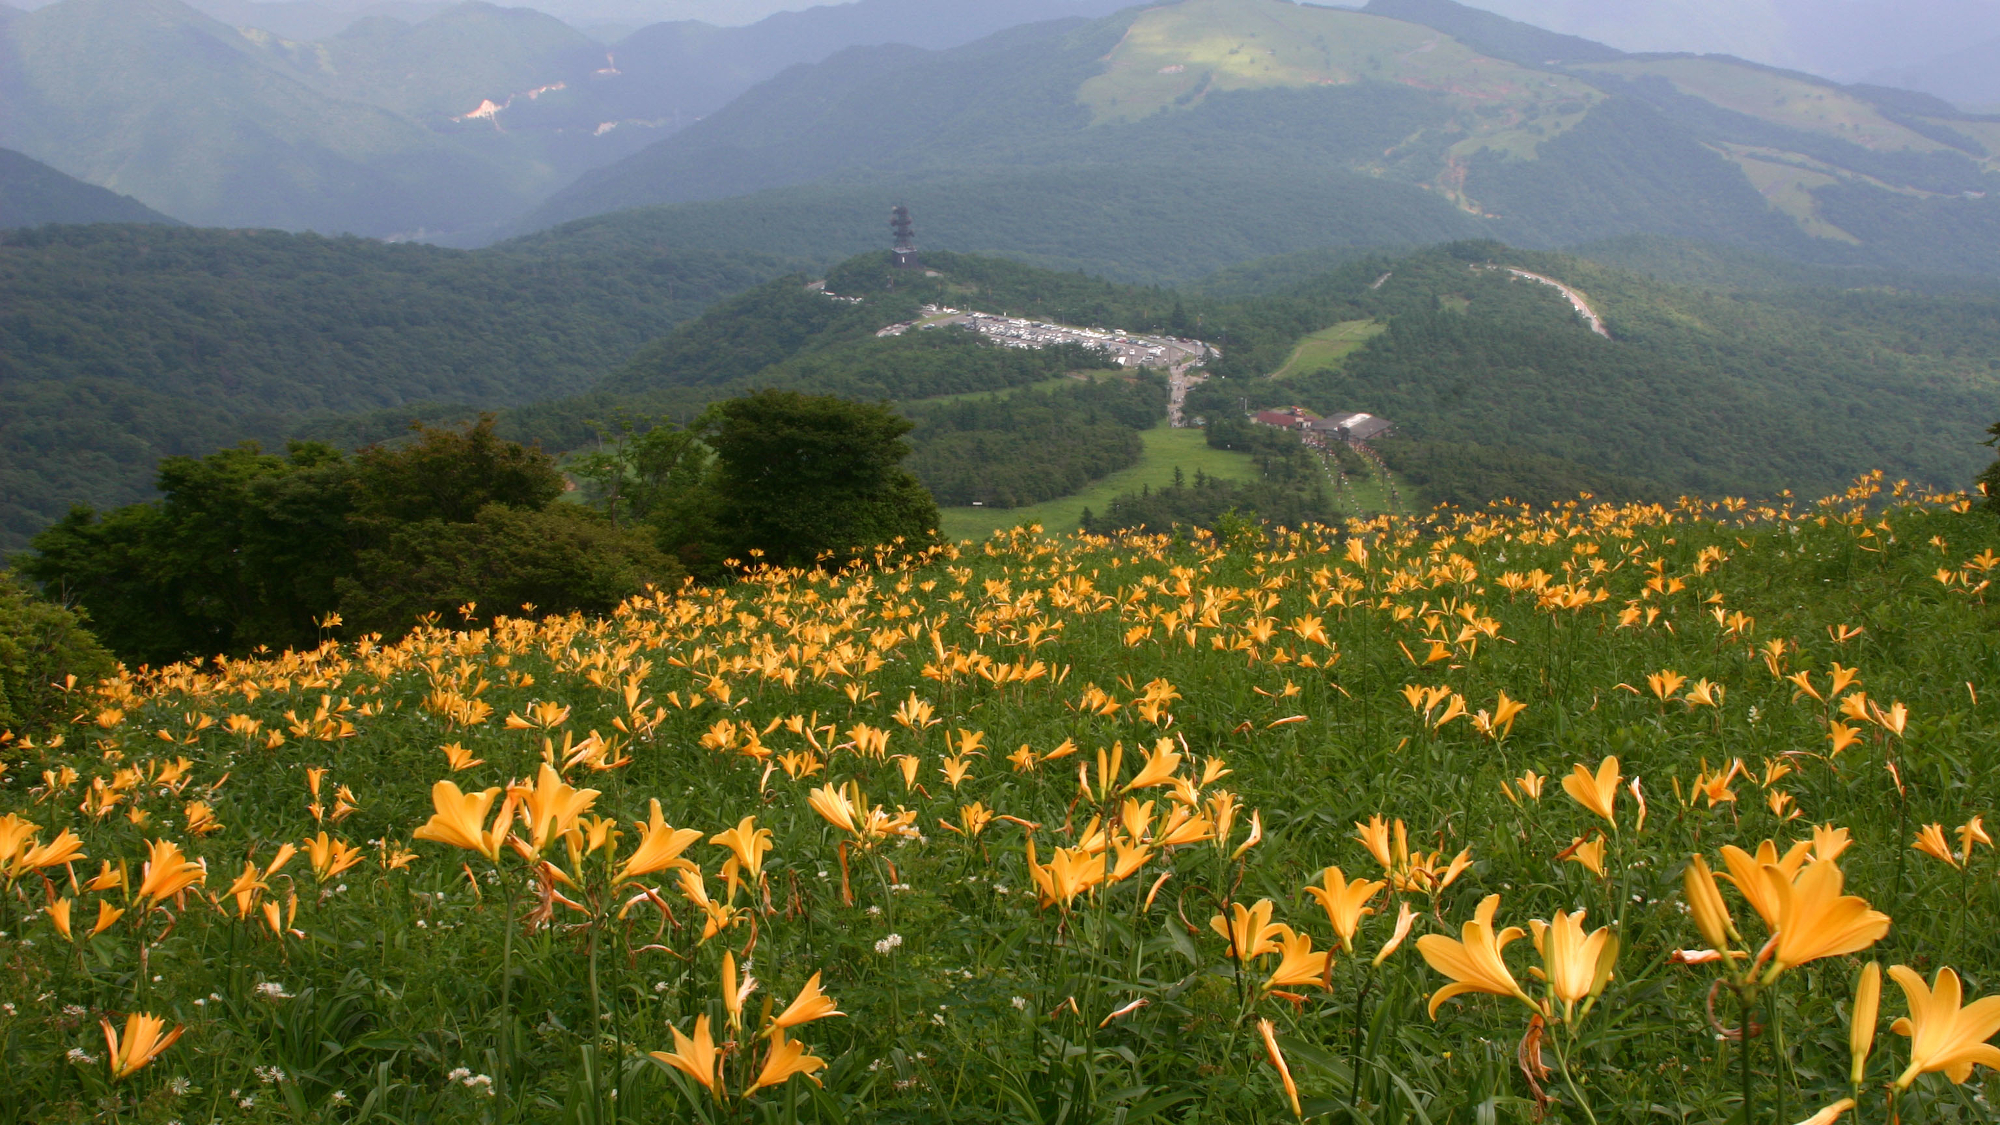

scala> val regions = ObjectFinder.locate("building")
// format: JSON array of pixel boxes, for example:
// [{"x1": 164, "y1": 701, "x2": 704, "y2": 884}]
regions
[
  {"x1": 1308, "y1": 411, "x2": 1394, "y2": 443},
  {"x1": 1253, "y1": 407, "x2": 1317, "y2": 430}
]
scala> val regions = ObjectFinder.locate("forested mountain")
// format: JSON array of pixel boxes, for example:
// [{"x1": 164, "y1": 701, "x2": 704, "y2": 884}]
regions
[
  {"x1": 0, "y1": 147, "x2": 180, "y2": 228},
  {"x1": 521, "y1": 0, "x2": 2000, "y2": 282},
  {"x1": 10, "y1": 225, "x2": 2000, "y2": 553},
  {"x1": 0, "y1": 222, "x2": 795, "y2": 550}
]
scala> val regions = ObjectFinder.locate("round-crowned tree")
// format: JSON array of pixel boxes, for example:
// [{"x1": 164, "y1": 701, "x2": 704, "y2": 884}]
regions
[{"x1": 705, "y1": 390, "x2": 939, "y2": 568}]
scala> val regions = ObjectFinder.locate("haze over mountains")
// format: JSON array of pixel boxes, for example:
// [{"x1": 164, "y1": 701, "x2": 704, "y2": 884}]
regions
[{"x1": 0, "y1": 0, "x2": 1132, "y2": 239}]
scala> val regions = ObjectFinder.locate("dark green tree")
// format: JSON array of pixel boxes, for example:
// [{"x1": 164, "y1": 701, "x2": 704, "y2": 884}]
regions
[
  {"x1": 352, "y1": 415, "x2": 564, "y2": 525},
  {"x1": 0, "y1": 570, "x2": 117, "y2": 734},
  {"x1": 702, "y1": 390, "x2": 939, "y2": 569},
  {"x1": 21, "y1": 418, "x2": 679, "y2": 663},
  {"x1": 337, "y1": 504, "x2": 676, "y2": 636},
  {"x1": 20, "y1": 442, "x2": 355, "y2": 664}
]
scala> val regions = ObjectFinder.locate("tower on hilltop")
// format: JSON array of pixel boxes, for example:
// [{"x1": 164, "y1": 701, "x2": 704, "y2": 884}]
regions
[{"x1": 889, "y1": 204, "x2": 920, "y2": 269}]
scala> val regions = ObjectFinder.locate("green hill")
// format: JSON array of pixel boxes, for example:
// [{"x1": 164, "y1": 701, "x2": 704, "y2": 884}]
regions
[
  {"x1": 519, "y1": 0, "x2": 2000, "y2": 282},
  {"x1": 0, "y1": 222, "x2": 796, "y2": 551},
  {"x1": 1185, "y1": 241, "x2": 2000, "y2": 504},
  {"x1": 0, "y1": 146, "x2": 181, "y2": 228}
]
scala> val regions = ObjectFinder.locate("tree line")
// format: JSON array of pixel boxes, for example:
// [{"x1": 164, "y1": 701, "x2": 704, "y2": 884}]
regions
[{"x1": 13, "y1": 393, "x2": 937, "y2": 671}]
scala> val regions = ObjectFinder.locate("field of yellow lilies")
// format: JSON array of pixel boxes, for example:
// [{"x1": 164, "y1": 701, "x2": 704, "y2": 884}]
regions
[{"x1": 8, "y1": 473, "x2": 2000, "y2": 1124}]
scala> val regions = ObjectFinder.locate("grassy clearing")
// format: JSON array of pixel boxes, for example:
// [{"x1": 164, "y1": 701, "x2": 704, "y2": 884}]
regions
[
  {"x1": 8, "y1": 474, "x2": 2000, "y2": 1125},
  {"x1": 939, "y1": 426, "x2": 1256, "y2": 539},
  {"x1": 1269, "y1": 320, "x2": 1385, "y2": 379}
]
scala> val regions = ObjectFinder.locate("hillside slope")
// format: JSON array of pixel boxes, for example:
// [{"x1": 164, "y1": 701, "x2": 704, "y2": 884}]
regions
[
  {"x1": 520, "y1": 0, "x2": 2000, "y2": 280},
  {"x1": 0, "y1": 146, "x2": 181, "y2": 228},
  {"x1": 1186, "y1": 243, "x2": 2000, "y2": 503}
]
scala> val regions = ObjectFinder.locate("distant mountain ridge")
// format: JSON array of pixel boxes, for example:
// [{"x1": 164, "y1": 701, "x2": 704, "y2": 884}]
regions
[
  {"x1": 0, "y1": 146, "x2": 181, "y2": 228},
  {"x1": 0, "y1": 0, "x2": 1133, "y2": 239},
  {"x1": 516, "y1": 0, "x2": 2000, "y2": 280}
]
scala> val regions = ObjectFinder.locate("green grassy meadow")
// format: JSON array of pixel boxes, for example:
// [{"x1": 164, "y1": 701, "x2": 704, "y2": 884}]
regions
[
  {"x1": 5, "y1": 475, "x2": 1999, "y2": 1125},
  {"x1": 1269, "y1": 321, "x2": 1386, "y2": 380},
  {"x1": 938, "y1": 426, "x2": 1257, "y2": 539}
]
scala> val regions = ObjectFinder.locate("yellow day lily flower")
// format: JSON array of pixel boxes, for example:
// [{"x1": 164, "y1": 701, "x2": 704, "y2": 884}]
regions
[
  {"x1": 90, "y1": 900, "x2": 125, "y2": 937},
  {"x1": 1416, "y1": 894, "x2": 1538, "y2": 1017},
  {"x1": 1529, "y1": 909, "x2": 1617, "y2": 1021},
  {"x1": 1306, "y1": 865, "x2": 1383, "y2": 953},
  {"x1": 1853, "y1": 962, "x2": 1881, "y2": 1086},
  {"x1": 1915, "y1": 823, "x2": 1959, "y2": 868},
  {"x1": 1719, "y1": 839, "x2": 1813, "y2": 929},
  {"x1": 136, "y1": 839, "x2": 206, "y2": 906},
  {"x1": 807, "y1": 783, "x2": 858, "y2": 835},
  {"x1": 750, "y1": 1028, "x2": 827, "y2": 1092},
  {"x1": 48, "y1": 897, "x2": 73, "y2": 940},
  {"x1": 617, "y1": 801, "x2": 702, "y2": 882},
  {"x1": 675, "y1": 869, "x2": 741, "y2": 941},
  {"x1": 304, "y1": 831, "x2": 364, "y2": 884},
  {"x1": 721, "y1": 949, "x2": 752, "y2": 1030},
  {"x1": 1763, "y1": 859, "x2": 1891, "y2": 978},
  {"x1": 1026, "y1": 838, "x2": 1105, "y2": 909},
  {"x1": 1258, "y1": 1018, "x2": 1303, "y2": 1119},
  {"x1": 1683, "y1": 855, "x2": 1738, "y2": 951},
  {"x1": 1510, "y1": 770, "x2": 1546, "y2": 803},
  {"x1": 1122, "y1": 739, "x2": 1182, "y2": 792},
  {"x1": 224, "y1": 862, "x2": 268, "y2": 918},
  {"x1": 412, "y1": 781, "x2": 515, "y2": 862},
  {"x1": 941, "y1": 802, "x2": 993, "y2": 839},
  {"x1": 0, "y1": 814, "x2": 37, "y2": 871},
  {"x1": 1120, "y1": 799, "x2": 1155, "y2": 842},
  {"x1": 892, "y1": 755, "x2": 921, "y2": 791},
  {"x1": 1211, "y1": 899, "x2": 1286, "y2": 962},
  {"x1": 12, "y1": 828, "x2": 86, "y2": 878},
  {"x1": 1263, "y1": 927, "x2": 1332, "y2": 991},
  {"x1": 711, "y1": 816, "x2": 774, "y2": 885},
  {"x1": 1889, "y1": 966, "x2": 2000, "y2": 1089},
  {"x1": 1562, "y1": 756, "x2": 1621, "y2": 824},
  {"x1": 1960, "y1": 816, "x2": 1992, "y2": 860},
  {"x1": 1157, "y1": 805, "x2": 1215, "y2": 847},
  {"x1": 1374, "y1": 901, "x2": 1418, "y2": 967},
  {"x1": 511, "y1": 763, "x2": 600, "y2": 854},
  {"x1": 1813, "y1": 824, "x2": 1852, "y2": 862},
  {"x1": 1354, "y1": 814, "x2": 1398, "y2": 871},
  {"x1": 1563, "y1": 836, "x2": 1607, "y2": 877},
  {"x1": 102, "y1": 1012, "x2": 185, "y2": 1080},
  {"x1": 651, "y1": 1014, "x2": 722, "y2": 1097},
  {"x1": 1109, "y1": 840, "x2": 1154, "y2": 883},
  {"x1": 1794, "y1": 1099, "x2": 1856, "y2": 1125},
  {"x1": 773, "y1": 972, "x2": 843, "y2": 1030}
]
